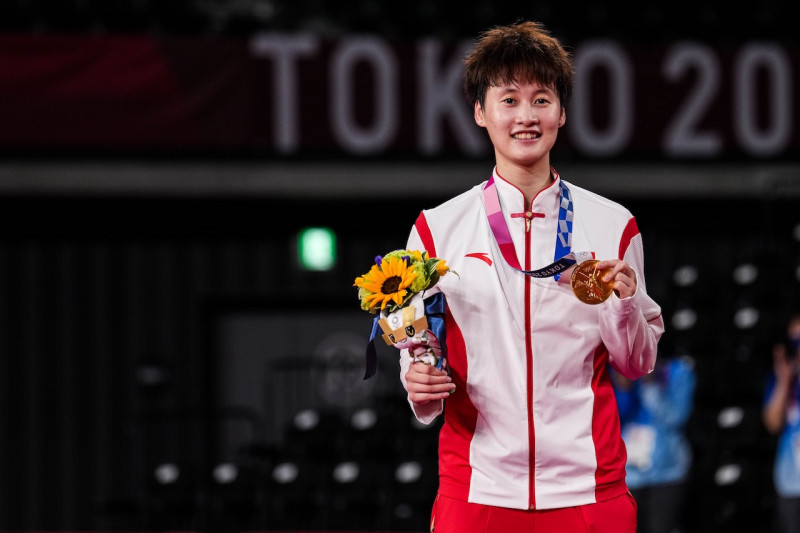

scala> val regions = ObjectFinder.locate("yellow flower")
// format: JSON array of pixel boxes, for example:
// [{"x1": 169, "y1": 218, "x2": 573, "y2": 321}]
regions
[
  {"x1": 355, "y1": 256, "x2": 418, "y2": 311},
  {"x1": 435, "y1": 259, "x2": 450, "y2": 277}
]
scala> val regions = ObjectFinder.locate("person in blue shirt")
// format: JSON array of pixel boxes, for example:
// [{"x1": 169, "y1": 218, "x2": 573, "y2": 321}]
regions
[
  {"x1": 612, "y1": 355, "x2": 697, "y2": 533},
  {"x1": 763, "y1": 313, "x2": 800, "y2": 533}
]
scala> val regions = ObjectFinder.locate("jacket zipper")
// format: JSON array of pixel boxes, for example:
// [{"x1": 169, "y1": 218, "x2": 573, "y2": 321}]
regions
[{"x1": 523, "y1": 209, "x2": 536, "y2": 510}]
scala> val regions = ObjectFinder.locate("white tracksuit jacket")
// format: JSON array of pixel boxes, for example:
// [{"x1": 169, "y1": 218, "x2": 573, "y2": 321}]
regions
[{"x1": 400, "y1": 168, "x2": 664, "y2": 511}]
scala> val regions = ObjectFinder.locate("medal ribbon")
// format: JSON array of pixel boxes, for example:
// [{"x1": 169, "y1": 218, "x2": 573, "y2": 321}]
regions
[{"x1": 483, "y1": 170, "x2": 586, "y2": 280}]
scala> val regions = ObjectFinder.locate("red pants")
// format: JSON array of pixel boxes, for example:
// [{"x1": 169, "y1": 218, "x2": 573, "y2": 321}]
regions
[{"x1": 429, "y1": 491, "x2": 637, "y2": 533}]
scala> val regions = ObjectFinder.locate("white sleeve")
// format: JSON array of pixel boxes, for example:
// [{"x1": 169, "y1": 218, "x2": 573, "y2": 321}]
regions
[{"x1": 600, "y1": 232, "x2": 665, "y2": 379}]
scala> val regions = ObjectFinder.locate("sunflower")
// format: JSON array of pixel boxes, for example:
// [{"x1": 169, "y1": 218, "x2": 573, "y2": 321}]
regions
[{"x1": 354, "y1": 256, "x2": 419, "y2": 312}]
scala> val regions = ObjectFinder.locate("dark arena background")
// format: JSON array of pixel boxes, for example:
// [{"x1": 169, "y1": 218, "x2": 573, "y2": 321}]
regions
[{"x1": 1, "y1": 1, "x2": 799, "y2": 532}]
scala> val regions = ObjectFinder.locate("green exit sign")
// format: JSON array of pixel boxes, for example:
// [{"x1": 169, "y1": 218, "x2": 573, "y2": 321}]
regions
[{"x1": 297, "y1": 227, "x2": 337, "y2": 271}]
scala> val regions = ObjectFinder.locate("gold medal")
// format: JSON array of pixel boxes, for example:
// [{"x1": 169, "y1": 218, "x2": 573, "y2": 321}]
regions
[{"x1": 570, "y1": 259, "x2": 614, "y2": 304}]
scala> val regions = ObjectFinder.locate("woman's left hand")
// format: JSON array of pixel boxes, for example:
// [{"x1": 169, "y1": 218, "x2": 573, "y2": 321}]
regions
[{"x1": 595, "y1": 259, "x2": 637, "y2": 299}]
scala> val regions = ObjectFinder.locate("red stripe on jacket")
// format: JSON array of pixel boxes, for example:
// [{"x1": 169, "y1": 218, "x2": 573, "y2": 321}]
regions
[
  {"x1": 414, "y1": 211, "x2": 478, "y2": 500},
  {"x1": 437, "y1": 314, "x2": 477, "y2": 500},
  {"x1": 415, "y1": 212, "x2": 437, "y2": 257},
  {"x1": 618, "y1": 218, "x2": 639, "y2": 260},
  {"x1": 591, "y1": 344, "x2": 628, "y2": 502}
]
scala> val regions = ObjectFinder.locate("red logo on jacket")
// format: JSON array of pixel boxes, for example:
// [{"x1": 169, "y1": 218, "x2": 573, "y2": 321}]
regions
[{"x1": 465, "y1": 252, "x2": 492, "y2": 266}]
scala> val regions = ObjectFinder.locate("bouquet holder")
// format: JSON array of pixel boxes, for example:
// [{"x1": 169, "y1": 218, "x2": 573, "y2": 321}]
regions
[{"x1": 363, "y1": 291, "x2": 447, "y2": 380}]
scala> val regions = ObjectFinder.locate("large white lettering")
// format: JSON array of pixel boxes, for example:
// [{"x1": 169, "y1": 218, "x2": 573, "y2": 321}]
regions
[
  {"x1": 249, "y1": 34, "x2": 319, "y2": 154},
  {"x1": 330, "y1": 37, "x2": 399, "y2": 155},
  {"x1": 662, "y1": 42, "x2": 722, "y2": 157},
  {"x1": 246, "y1": 33, "x2": 798, "y2": 160},
  {"x1": 570, "y1": 41, "x2": 634, "y2": 156},
  {"x1": 416, "y1": 39, "x2": 488, "y2": 155},
  {"x1": 734, "y1": 43, "x2": 792, "y2": 156}
]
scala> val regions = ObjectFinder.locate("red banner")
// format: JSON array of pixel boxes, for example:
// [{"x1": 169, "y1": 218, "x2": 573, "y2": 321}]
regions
[{"x1": 1, "y1": 33, "x2": 799, "y2": 160}]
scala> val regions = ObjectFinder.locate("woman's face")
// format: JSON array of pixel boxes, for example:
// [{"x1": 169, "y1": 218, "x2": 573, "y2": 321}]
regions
[{"x1": 474, "y1": 79, "x2": 565, "y2": 173}]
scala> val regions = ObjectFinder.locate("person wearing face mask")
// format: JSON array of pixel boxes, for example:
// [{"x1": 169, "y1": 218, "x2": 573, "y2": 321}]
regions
[
  {"x1": 397, "y1": 20, "x2": 664, "y2": 533},
  {"x1": 764, "y1": 313, "x2": 800, "y2": 533}
]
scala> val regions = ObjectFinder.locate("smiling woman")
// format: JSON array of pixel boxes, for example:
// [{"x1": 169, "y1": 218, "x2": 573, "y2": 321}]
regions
[
  {"x1": 466, "y1": 21, "x2": 571, "y2": 202},
  {"x1": 396, "y1": 20, "x2": 664, "y2": 533},
  {"x1": 473, "y1": 79, "x2": 566, "y2": 201}
]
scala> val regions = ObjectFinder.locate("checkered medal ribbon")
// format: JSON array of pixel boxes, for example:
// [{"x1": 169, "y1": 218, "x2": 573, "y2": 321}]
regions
[
  {"x1": 483, "y1": 170, "x2": 580, "y2": 281},
  {"x1": 553, "y1": 182, "x2": 573, "y2": 281}
]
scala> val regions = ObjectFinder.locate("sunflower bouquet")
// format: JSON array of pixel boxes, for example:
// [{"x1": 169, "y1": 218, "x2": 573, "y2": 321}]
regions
[{"x1": 354, "y1": 250, "x2": 455, "y2": 379}]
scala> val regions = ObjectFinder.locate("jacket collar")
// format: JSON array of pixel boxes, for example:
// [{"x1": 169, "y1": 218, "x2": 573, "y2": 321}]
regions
[{"x1": 491, "y1": 166, "x2": 562, "y2": 215}]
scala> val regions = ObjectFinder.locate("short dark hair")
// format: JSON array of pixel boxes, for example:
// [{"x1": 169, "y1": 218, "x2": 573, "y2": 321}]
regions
[{"x1": 463, "y1": 21, "x2": 573, "y2": 110}]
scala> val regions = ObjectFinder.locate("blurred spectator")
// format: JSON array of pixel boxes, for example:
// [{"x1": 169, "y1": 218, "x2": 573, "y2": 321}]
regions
[
  {"x1": 612, "y1": 355, "x2": 697, "y2": 533},
  {"x1": 763, "y1": 313, "x2": 800, "y2": 533}
]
